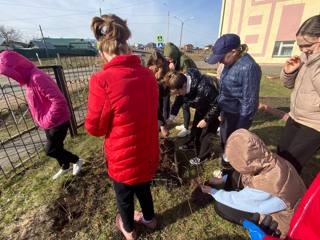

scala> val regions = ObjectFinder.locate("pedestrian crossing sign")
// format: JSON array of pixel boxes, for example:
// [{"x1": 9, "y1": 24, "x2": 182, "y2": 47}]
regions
[
  {"x1": 156, "y1": 34, "x2": 164, "y2": 44},
  {"x1": 156, "y1": 34, "x2": 164, "y2": 48}
]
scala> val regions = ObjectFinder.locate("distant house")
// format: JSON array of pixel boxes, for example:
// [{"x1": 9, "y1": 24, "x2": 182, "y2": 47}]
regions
[
  {"x1": 30, "y1": 38, "x2": 96, "y2": 50},
  {"x1": 145, "y1": 42, "x2": 156, "y2": 51},
  {"x1": 10, "y1": 38, "x2": 98, "y2": 59},
  {"x1": 133, "y1": 43, "x2": 144, "y2": 50},
  {"x1": 204, "y1": 45, "x2": 212, "y2": 51},
  {"x1": 183, "y1": 44, "x2": 194, "y2": 52}
]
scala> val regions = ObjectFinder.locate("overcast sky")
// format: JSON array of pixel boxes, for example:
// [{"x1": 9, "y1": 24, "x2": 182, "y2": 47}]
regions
[{"x1": 0, "y1": 0, "x2": 222, "y2": 47}]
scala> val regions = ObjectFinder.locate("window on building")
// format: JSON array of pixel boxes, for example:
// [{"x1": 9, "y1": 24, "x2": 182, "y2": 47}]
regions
[{"x1": 272, "y1": 41, "x2": 295, "y2": 57}]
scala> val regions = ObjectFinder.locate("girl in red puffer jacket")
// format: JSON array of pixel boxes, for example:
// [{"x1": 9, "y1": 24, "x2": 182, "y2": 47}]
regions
[{"x1": 85, "y1": 14, "x2": 159, "y2": 240}]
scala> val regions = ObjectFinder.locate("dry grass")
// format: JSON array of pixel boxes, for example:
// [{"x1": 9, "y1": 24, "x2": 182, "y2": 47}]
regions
[{"x1": 1, "y1": 76, "x2": 319, "y2": 240}]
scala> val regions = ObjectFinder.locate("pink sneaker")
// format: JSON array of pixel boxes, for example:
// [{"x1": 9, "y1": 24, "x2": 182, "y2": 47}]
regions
[
  {"x1": 134, "y1": 211, "x2": 157, "y2": 229},
  {"x1": 115, "y1": 213, "x2": 137, "y2": 240}
]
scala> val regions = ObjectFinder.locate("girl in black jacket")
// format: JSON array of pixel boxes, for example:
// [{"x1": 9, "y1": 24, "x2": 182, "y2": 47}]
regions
[{"x1": 164, "y1": 69, "x2": 220, "y2": 165}]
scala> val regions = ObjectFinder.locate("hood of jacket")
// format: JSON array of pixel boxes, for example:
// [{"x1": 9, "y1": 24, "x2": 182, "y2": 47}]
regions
[
  {"x1": 225, "y1": 129, "x2": 306, "y2": 236},
  {"x1": 0, "y1": 50, "x2": 36, "y2": 85},
  {"x1": 163, "y1": 42, "x2": 181, "y2": 62},
  {"x1": 225, "y1": 128, "x2": 306, "y2": 202},
  {"x1": 225, "y1": 128, "x2": 275, "y2": 175}
]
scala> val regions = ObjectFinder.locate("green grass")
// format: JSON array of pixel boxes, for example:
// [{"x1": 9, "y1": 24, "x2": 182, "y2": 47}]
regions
[
  {"x1": 1, "y1": 76, "x2": 319, "y2": 240},
  {"x1": 259, "y1": 76, "x2": 291, "y2": 98}
]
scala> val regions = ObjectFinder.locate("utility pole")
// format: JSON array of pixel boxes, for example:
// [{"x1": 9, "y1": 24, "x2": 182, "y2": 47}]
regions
[
  {"x1": 167, "y1": 11, "x2": 170, "y2": 42},
  {"x1": 39, "y1": 25, "x2": 49, "y2": 58},
  {"x1": 179, "y1": 21, "x2": 184, "y2": 48},
  {"x1": 99, "y1": 7, "x2": 102, "y2": 17},
  {"x1": 174, "y1": 16, "x2": 194, "y2": 48}
]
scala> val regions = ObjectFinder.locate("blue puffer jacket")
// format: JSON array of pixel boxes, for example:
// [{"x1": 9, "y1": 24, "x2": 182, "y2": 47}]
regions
[{"x1": 218, "y1": 54, "x2": 261, "y2": 123}]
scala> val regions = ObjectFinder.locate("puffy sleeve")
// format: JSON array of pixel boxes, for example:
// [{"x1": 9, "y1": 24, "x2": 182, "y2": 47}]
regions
[
  {"x1": 33, "y1": 74, "x2": 70, "y2": 126},
  {"x1": 85, "y1": 74, "x2": 113, "y2": 137}
]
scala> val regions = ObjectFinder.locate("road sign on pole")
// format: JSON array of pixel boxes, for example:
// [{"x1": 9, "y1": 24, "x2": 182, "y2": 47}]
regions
[{"x1": 156, "y1": 34, "x2": 164, "y2": 48}]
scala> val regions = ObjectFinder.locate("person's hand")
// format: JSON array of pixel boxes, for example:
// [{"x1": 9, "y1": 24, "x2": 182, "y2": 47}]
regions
[
  {"x1": 200, "y1": 184, "x2": 212, "y2": 195},
  {"x1": 168, "y1": 62, "x2": 175, "y2": 70},
  {"x1": 197, "y1": 119, "x2": 207, "y2": 128},
  {"x1": 148, "y1": 65, "x2": 157, "y2": 74},
  {"x1": 155, "y1": 69, "x2": 162, "y2": 79},
  {"x1": 218, "y1": 115, "x2": 224, "y2": 123},
  {"x1": 160, "y1": 125, "x2": 170, "y2": 138},
  {"x1": 283, "y1": 55, "x2": 301, "y2": 74}
]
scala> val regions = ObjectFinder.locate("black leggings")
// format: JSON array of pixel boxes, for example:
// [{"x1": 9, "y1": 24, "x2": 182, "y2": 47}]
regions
[
  {"x1": 44, "y1": 121, "x2": 79, "y2": 170},
  {"x1": 113, "y1": 180, "x2": 155, "y2": 232},
  {"x1": 185, "y1": 109, "x2": 220, "y2": 160}
]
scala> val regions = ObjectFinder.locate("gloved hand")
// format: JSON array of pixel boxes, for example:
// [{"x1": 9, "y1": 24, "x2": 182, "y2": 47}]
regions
[{"x1": 242, "y1": 220, "x2": 266, "y2": 240}]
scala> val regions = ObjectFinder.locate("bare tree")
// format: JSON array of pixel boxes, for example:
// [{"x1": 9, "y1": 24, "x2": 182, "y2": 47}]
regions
[{"x1": 0, "y1": 25, "x2": 22, "y2": 46}]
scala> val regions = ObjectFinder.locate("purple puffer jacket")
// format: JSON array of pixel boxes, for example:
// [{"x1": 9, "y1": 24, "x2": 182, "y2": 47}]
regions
[{"x1": 0, "y1": 50, "x2": 70, "y2": 129}]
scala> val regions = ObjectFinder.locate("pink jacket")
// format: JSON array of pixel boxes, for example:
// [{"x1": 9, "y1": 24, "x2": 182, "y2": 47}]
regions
[{"x1": 0, "y1": 50, "x2": 70, "y2": 129}]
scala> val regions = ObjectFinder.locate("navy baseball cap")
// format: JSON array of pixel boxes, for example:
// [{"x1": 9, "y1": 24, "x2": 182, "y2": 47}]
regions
[{"x1": 206, "y1": 34, "x2": 241, "y2": 64}]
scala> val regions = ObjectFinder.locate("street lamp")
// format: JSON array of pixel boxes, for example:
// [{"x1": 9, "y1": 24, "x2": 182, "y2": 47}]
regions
[
  {"x1": 174, "y1": 16, "x2": 194, "y2": 48},
  {"x1": 162, "y1": 2, "x2": 170, "y2": 42}
]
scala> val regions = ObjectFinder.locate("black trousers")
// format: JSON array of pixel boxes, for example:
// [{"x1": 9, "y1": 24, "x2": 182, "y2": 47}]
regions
[
  {"x1": 170, "y1": 95, "x2": 191, "y2": 129},
  {"x1": 220, "y1": 111, "x2": 252, "y2": 150},
  {"x1": 159, "y1": 85, "x2": 170, "y2": 121},
  {"x1": 44, "y1": 121, "x2": 79, "y2": 170},
  {"x1": 161, "y1": 93, "x2": 170, "y2": 121},
  {"x1": 277, "y1": 117, "x2": 320, "y2": 174},
  {"x1": 113, "y1": 180, "x2": 155, "y2": 232},
  {"x1": 186, "y1": 108, "x2": 220, "y2": 160}
]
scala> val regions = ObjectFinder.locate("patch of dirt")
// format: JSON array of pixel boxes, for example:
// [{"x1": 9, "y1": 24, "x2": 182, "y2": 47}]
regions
[
  {"x1": 153, "y1": 138, "x2": 182, "y2": 187},
  {"x1": 4, "y1": 154, "x2": 112, "y2": 240},
  {"x1": 189, "y1": 179, "x2": 213, "y2": 207}
]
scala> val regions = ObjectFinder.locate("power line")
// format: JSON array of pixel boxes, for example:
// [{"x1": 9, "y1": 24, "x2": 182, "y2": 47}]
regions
[
  {"x1": 0, "y1": 1, "x2": 89, "y2": 12},
  {"x1": 0, "y1": 0, "x2": 157, "y2": 22}
]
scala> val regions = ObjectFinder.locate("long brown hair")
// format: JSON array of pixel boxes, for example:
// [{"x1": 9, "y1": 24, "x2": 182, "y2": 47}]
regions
[
  {"x1": 147, "y1": 51, "x2": 169, "y2": 80},
  {"x1": 163, "y1": 71, "x2": 187, "y2": 90},
  {"x1": 91, "y1": 14, "x2": 131, "y2": 55}
]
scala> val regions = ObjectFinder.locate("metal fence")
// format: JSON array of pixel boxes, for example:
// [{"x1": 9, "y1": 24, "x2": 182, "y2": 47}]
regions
[{"x1": 0, "y1": 56, "x2": 101, "y2": 179}]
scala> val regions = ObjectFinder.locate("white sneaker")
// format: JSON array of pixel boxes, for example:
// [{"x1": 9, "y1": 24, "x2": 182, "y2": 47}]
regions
[
  {"x1": 52, "y1": 168, "x2": 68, "y2": 180},
  {"x1": 189, "y1": 157, "x2": 201, "y2": 165},
  {"x1": 175, "y1": 124, "x2": 185, "y2": 131},
  {"x1": 177, "y1": 128, "x2": 191, "y2": 138},
  {"x1": 73, "y1": 159, "x2": 83, "y2": 175}
]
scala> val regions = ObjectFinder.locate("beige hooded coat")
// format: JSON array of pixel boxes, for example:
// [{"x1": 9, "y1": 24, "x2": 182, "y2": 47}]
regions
[
  {"x1": 280, "y1": 53, "x2": 320, "y2": 131},
  {"x1": 225, "y1": 129, "x2": 306, "y2": 236}
]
